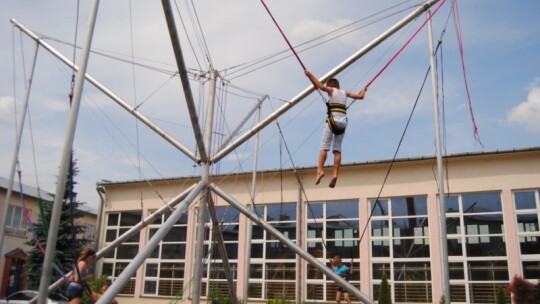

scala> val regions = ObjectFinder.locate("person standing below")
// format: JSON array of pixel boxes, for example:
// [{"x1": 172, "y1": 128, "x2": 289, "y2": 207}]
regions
[
  {"x1": 305, "y1": 70, "x2": 367, "y2": 188},
  {"x1": 329, "y1": 255, "x2": 354, "y2": 304},
  {"x1": 67, "y1": 247, "x2": 95, "y2": 304}
]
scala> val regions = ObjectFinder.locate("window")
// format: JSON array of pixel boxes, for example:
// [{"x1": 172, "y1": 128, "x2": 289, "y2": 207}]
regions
[
  {"x1": 143, "y1": 209, "x2": 189, "y2": 297},
  {"x1": 247, "y1": 203, "x2": 296, "y2": 302},
  {"x1": 5, "y1": 205, "x2": 27, "y2": 237},
  {"x1": 514, "y1": 189, "x2": 540, "y2": 280},
  {"x1": 102, "y1": 211, "x2": 142, "y2": 296},
  {"x1": 445, "y1": 192, "x2": 508, "y2": 303},
  {"x1": 306, "y1": 200, "x2": 359, "y2": 302},
  {"x1": 370, "y1": 196, "x2": 432, "y2": 303},
  {"x1": 201, "y1": 206, "x2": 240, "y2": 300}
]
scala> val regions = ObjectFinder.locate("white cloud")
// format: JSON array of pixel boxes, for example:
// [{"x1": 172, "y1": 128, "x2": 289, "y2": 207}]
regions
[
  {"x1": 508, "y1": 85, "x2": 540, "y2": 132},
  {"x1": 0, "y1": 96, "x2": 16, "y2": 125}
]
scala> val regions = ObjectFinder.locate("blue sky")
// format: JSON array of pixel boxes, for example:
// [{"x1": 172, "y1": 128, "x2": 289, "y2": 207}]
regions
[{"x1": 1, "y1": 0, "x2": 539, "y2": 209}]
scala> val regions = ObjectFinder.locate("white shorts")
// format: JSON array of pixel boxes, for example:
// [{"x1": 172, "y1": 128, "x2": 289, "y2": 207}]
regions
[{"x1": 319, "y1": 121, "x2": 347, "y2": 152}]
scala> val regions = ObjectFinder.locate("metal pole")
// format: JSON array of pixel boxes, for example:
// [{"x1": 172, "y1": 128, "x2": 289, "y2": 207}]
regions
[
  {"x1": 28, "y1": 184, "x2": 196, "y2": 304},
  {"x1": 10, "y1": 18, "x2": 198, "y2": 162},
  {"x1": 242, "y1": 104, "x2": 261, "y2": 301},
  {"x1": 0, "y1": 44, "x2": 39, "y2": 260},
  {"x1": 210, "y1": 184, "x2": 373, "y2": 304},
  {"x1": 192, "y1": 70, "x2": 217, "y2": 304},
  {"x1": 207, "y1": 196, "x2": 238, "y2": 304},
  {"x1": 161, "y1": 0, "x2": 207, "y2": 162},
  {"x1": 427, "y1": 10, "x2": 449, "y2": 304},
  {"x1": 37, "y1": 0, "x2": 100, "y2": 302},
  {"x1": 212, "y1": 0, "x2": 441, "y2": 163},
  {"x1": 217, "y1": 95, "x2": 267, "y2": 153},
  {"x1": 97, "y1": 181, "x2": 206, "y2": 304}
]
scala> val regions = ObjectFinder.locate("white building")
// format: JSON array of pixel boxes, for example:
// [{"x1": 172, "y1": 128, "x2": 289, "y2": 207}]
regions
[{"x1": 96, "y1": 147, "x2": 540, "y2": 303}]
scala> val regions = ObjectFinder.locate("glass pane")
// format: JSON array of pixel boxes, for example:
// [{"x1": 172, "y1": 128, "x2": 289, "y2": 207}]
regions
[
  {"x1": 117, "y1": 244, "x2": 139, "y2": 259},
  {"x1": 306, "y1": 242, "x2": 324, "y2": 258},
  {"x1": 265, "y1": 282, "x2": 295, "y2": 301},
  {"x1": 447, "y1": 239, "x2": 463, "y2": 256},
  {"x1": 327, "y1": 241, "x2": 359, "y2": 259},
  {"x1": 392, "y1": 217, "x2": 428, "y2": 237},
  {"x1": 159, "y1": 263, "x2": 184, "y2": 278},
  {"x1": 449, "y1": 262, "x2": 464, "y2": 279},
  {"x1": 393, "y1": 239, "x2": 430, "y2": 258},
  {"x1": 466, "y1": 236, "x2": 506, "y2": 256},
  {"x1": 307, "y1": 263, "x2": 324, "y2": 279},
  {"x1": 163, "y1": 227, "x2": 187, "y2": 242},
  {"x1": 306, "y1": 203, "x2": 323, "y2": 219},
  {"x1": 143, "y1": 281, "x2": 156, "y2": 295},
  {"x1": 393, "y1": 262, "x2": 431, "y2": 281},
  {"x1": 211, "y1": 243, "x2": 238, "y2": 259},
  {"x1": 248, "y1": 283, "x2": 262, "y2": 298},
  {"x1": 522, "y1": 261, "x2": 540, "y2": 279},
  {"x1": 105, "y1": 229, "x2": 117, "y2": 242},
  {"x1": 250, "y1": 243, "x2": 264, "y2": 258},
  {"x1": 445, "y1": 195, "x2": 459, "y2": 213},
  {"x1": 214, "y1": 206, "x2": 240, "y2": 223},
  {"x1": 12, "y1": 207, "x2": 22, "y2": 228},
  {"x1": 267, "y1": 203, "x2": 296, "y2": 222},
  {"x1": 120, "y1": 228, "x2": 140, "y2": 243},
  {"x1": 372, "y1": 263, "x2": 391, "y2": 280},
  {"x1": 462, "y1": 192, "x2": 501, "y2": 213},
  {"x1": 514, "y1": 191, "x2": 537, "y2": 210},
  {"x1": 519, "y1": 236, "x2": 540, "y2": 254},
  {"x1": 249, "y1": 264, "x2": 263, "y2": 279},
  {"x1": 392, "y1": 196, "x2": 427, "y2": 216},
  {"x1": 252, "y1": 226, "x2": 264, "y2": 239},
  {"x1": 266, "y1": 242, "x2": 295, "y2": 259},
  {"x1": 145, "y1": 263, "x2": 158, "y2": 277},
  {"x1": 164, "y1": 210, "x2": 188, "y2": 224},
  {"x1": 306, "y1": 284, "x2": 323, "y2": 300},
  {"x1": 307, "y1": 222, "x2": 323, "y2": 239},
  {"x1": 327, "y1": 220, "x2": 359, "y2": 239},
  {"x1": 120, "y1": 211, "x2": 142, "y2": 226},
  {"x1": 371, "y1": 240, "x2": 390, "y2": 257},
  {"x1": 468, "y1": 261, "x2": 508, "y2": 281},
  {"x1": 265, "y1": 263, "x2": 296, "y2": 280},
  {"x1": 464, "y1": 214, "x2": 504, "y2": 235},
  {"x1": 327, "y1": 200, "x2": 358, "y2": 219},
  {"x1": 107, "y1": 213, "x2": 119, "y2": 226},
  {"x1": 268, "y1": 223, "x2": 296, "y2": 240},
  {"x1": 161, "y1": 244, "x2": 186, "y2": 259},
  {"x1": 370, "y1": 199, "x2": 388, "y2": 216},
  {"x1": 446, "y1": 217, "x2": 461, "y2": 234},
  {"x1": 394, "y1": 283, "x2": 432, "y2": 303},
  {"x1": 371, "y1": 220, "x2": 389, "y2": 237},
  {"x1": 221, "y1": 224, "x2": 239, "y2": 241},
  {"x1": 209, "y1": 262, "x2": 237, "y2": 279},
  {"x1": 516, "y1": 213, "x2": 539, "y2": 232},
  {"x1": 114, "y1": 262, "x2": 129, "y2": 277},
  {"x1": 102, "y1": 263, "x2": 114, "y2": 276}
]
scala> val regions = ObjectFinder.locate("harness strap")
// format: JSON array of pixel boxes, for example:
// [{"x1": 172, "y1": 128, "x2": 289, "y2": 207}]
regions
[{"x1": 326, "y1": 103, "x2": 346, "y2": 135}]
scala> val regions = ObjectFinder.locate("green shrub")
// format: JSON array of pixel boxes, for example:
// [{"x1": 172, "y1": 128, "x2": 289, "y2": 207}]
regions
[{"x1": 378, "y1": 272, "x2": 392, "y2": 304}]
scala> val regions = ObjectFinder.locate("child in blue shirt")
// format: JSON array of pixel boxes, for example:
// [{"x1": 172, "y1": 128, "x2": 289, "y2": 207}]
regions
[{"x1": 329, "y1": 255, "x2": 354, "y2": 304}]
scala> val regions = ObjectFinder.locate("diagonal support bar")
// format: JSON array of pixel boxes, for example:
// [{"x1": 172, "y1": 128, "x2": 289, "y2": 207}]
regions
[
  {"x1": 210, "y1": 184, "x2": 373, "y2": 304},
  {"x1": 10, "y1": 18, "x2": 198, "y2": 162},
  {"x1": 211, "y1": 0, "x2": 441, "y2": 163},
  {"x1": 207, "y1": 195, "x2": 239, "y2": 304},
  {"x1": 161, "y1": 0, "x2": 207, "y2": 162},
  {"x1": 97, "y1": 181, "x2": 207, "y2": 304}
]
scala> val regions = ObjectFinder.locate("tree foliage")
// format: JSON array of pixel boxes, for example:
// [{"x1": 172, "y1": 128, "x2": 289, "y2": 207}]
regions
[
  {"x1": 25, "y1": 160, "x2": 91, "y2": 290},
  {"x1": 378, "y1": 272, "x2": 392, "y2": 304}
]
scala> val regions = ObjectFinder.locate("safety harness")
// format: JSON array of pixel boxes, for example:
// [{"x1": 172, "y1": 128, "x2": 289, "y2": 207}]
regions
[{"x1": 326, "y1": 102, "x2": 347, "y2": 135}]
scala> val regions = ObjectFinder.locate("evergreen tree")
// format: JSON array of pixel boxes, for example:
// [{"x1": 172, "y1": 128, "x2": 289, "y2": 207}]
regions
[
  {"x1": 378, "y1": 272, "x2": 392, "y2": 304},
  {"x1": 495, "y1": 286, "x2": 507, "y2": 304},
  {"x1": 25, "y1": 160, "x2": 91, "y2": 290}
]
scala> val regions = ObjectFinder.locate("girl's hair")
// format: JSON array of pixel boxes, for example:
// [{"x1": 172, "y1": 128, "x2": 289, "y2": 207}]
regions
[
  {"x1": 78, "y1": 247, "x2": 96, "y2": 261},
  {"x1": 326, "y1": 78, "x2": 340, "y2": 89},
  {"x1": 333, "y1": 255, "x2": 342, "y2": 264}
]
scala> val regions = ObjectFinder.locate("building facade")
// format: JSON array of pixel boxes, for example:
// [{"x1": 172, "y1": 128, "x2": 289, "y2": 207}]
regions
[
  {"x1": 96, "y1": 148, "x2": 540, "y2": 303},
  {"x1": 0, "y1": 177, "x2": 98, "y2": 299}
]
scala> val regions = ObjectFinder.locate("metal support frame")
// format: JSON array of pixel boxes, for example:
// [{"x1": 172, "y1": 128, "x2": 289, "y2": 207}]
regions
[
  {"x1": 207, "y1": 195, "x2": 239, "y2": 304},
  {"x1": 161, "y1": 0, "x2": 207, "y2": 162},
  {"x1": 427, "y1": 10, "x2": 450, "y2": 304},
  {"x1": 210, "y1": 184, "x2": 373, "y2": 304},
  {"x1": 10, "y1": 1, "x2": 447, "y2": 303}
]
